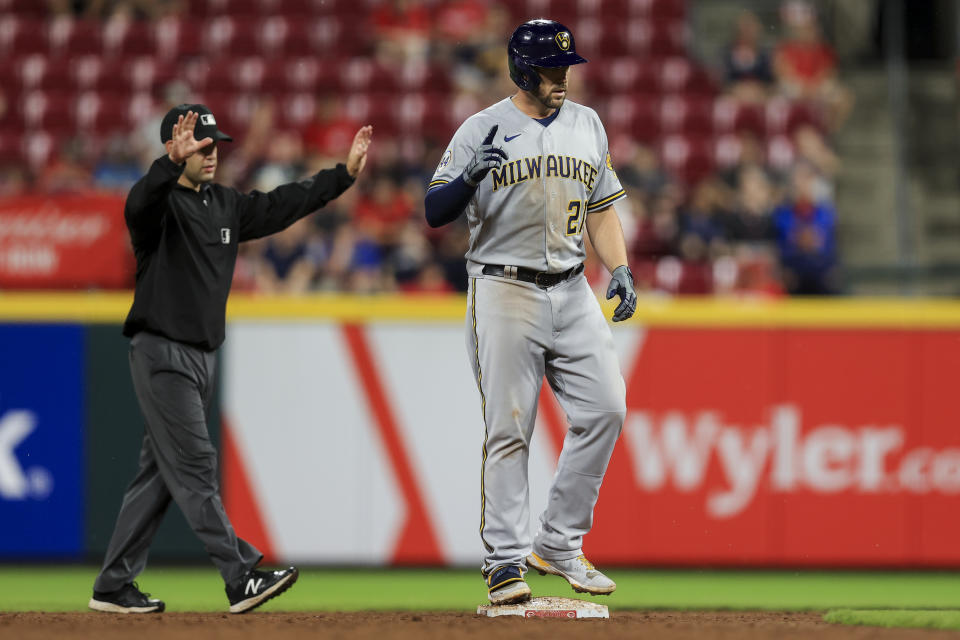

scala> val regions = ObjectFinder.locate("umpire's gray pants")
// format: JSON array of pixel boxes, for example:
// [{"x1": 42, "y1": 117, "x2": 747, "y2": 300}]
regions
[{"x1": 94, "y1": 331, "x2": 261, "y2": 592}]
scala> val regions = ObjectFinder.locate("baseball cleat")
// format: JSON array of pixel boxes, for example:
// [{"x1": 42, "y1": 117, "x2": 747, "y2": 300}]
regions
[
  {"x1": 88, "y1": 582, "x2": 165, "y2": 613},
  {"x1": 526, "y1": 552, "x2": 616, "y2": 595},
  {"x1": 486, "y1": 565, "x2": 532, "y2": 605},
  {"x1": 226, "y1": 566, "x2": 299, "y2": 614}
]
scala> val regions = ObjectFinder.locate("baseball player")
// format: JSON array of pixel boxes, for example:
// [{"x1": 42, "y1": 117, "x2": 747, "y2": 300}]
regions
[
  {"x1": 88, "y1": 105, "x2": 371, "y2": 614},
  {"x1": 424, "y1": 19, "x2": 636, "y2": 605}
]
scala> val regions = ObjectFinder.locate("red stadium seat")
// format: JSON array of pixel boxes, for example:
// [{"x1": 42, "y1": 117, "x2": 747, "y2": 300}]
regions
[
  {"x1": 396, "y1": 63, "x2": 453, "y2": 93},
  {"x1": 1, "y1": 18, "x2": 49, "y2": 56},
  {"x1": 277, "y1": 93, "x2": 319, "y2": 131},
  {"x1": 0, "y1": 0, "x2": 49, "y2": 17},
  {"x1": 263, "y1": 0, "x2": 322, "y2": 17},
  {"x1": 48, "y1": 18, "x2": 103, "y2": 56},
  {"x1": 202, "y1": 16, "x2": 238, "y2": 57},
  {"x1": 0, "y1": 129, "x2": 24, "y2": 165},
  {"x1": 206, "y1": 0, "x2": 260, "y2": 16},
  {"x1": 659, "y1": 94, "x2": 714, "y2": 135},
  {"x1": 634, "y1": 0, "x2": 687, "y2": 20},
  {"x1": 659, "y1": 133, "x2": 715, "y2": 185},
  {"x1": 765, "y1": 134, "x2": 795, "y2": 173},
  {"x1": 713, "y1": 97, "x2": 766, "y2": 137},
  {"x1": 12, "y1": 54, "x2": 50, "y2": 90},
  {"x1": 220, "y1": 18, "x2": 262, "y2": 57},
  {"x1": 229, "y1": 57, "x2": 268, "y2": 92},
  {"x1": 153, "y1": 18, "x2": 201, "y2": 59},
  {"x1": 628, "y1": 96, "x2": 661, "y2": 143},
  {"x1": 339, "y1": 59, "x2": 403, "y2": 93},
  {"x1": 713, "y1": 133, "x2": 743, "y2": 169},
  {"x1": 123, "y1": 57, "x2": 177, "y2": 93},
  {"x1": 22, "y1": 130, "x2": 58, "y2": 169},
  {"x1": 115, "y1": 21, "x2": 158, "y2": 57}
]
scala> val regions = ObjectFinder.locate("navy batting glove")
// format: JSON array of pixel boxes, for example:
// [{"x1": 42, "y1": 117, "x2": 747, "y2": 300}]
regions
[
  {"x1": 606, "y1": 265, "x2": 637, "y2": 322},
  {"x1": 463, "y1": 124, "x2": 509, "y2": 187}
]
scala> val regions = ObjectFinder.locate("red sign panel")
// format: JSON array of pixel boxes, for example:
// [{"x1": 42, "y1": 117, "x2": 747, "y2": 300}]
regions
[
  {"x1": 0, "y1": 194, "x2": 132, "y2": 289},
  {"x1": 588, "y1": 329, "x2": 960, "y2": 567}
]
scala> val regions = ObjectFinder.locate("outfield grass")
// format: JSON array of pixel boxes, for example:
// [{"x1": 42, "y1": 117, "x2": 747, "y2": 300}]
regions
[
  {"x1": 825, "y1": 609, "x2": 960, "y2": 631},
  {"x1": 1, "y1": 566, "x2": 960, "y2": 614}
]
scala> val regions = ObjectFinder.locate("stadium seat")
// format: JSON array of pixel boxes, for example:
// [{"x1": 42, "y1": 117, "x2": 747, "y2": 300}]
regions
[
  {"x1": 277, "y1": 92, "x2": 319, "y2": 131},
  {"x1": 0, "y1": 18, "x2": 48, "y2": 56},
  {"x1": 153, "y1": 18, "x2": 202, "y2": 59},
  {"x1": 50, "y1": 18, "x2": 103, "y2": 56},
  {"x1": 0, "y1": 129, "x2": 24, "y2": 164},
  {"x1": 203, "y1": 16, "x2": 238, "y2": 57},
  {"x1": 765, "y1": 97, "x2": 824, "y2": 136},
  {"x1": 659, "y1": 133, "x2": 715, "y2": 185},
  {"x1": 713, "y1": 132, "x2": 743, "y2": 169},
  {"x1": 659, "y1": 94, "x2": 714, "y2": 135},
  {"x1": 115, "y1": 21, "x2": 158, "y2": 58},
  {"x1": 713, "y1": 97, "x2": 766, "y2": 137},
  {"x1": 765, "y1": 134, "x2": 795, "y2": 173},
  {"x1": 627, "y1": 96, "x2": 661, "y2": 143},
  {"x1": 12, "y1": 54, "x2": 49, "y2": 90},
  {"x1": 0, "y1": 0, "x2": 48, "y2": 17}
]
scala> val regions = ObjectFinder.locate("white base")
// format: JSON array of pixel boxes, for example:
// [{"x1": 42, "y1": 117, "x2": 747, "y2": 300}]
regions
[{"x1": 477, "y1": 596, "x2": 609, "y2": 619}]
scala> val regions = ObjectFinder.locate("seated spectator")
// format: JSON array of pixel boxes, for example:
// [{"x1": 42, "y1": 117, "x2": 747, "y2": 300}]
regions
[
  {"x1": 303, "y1": 97, "x2": 362, "y2": 160},
  {"x1": 723, "y1": 10, "x2": 775, "y2": 103},
  {"x1": 617, "y1": 144, "x2": 674, "y2": 200},
  {"x1": 774, "y1": 0, "x2": 854, "y2": 130},
  {"x1": 248, "y1": 132, "x2": 306, "y2": 193},
  {"x1": 727, "y1": 165, "x2": 777, "y2": 247},
  {"x1": 92, "y1": 134, "x2": 143, "y2": 193},
  {"x1": 353, "y1": 175, "x2": 415, "y2": 247},
  {"x1": 772, "y1": 162, "x2": 840, "y2": 294},
  {"x1": 792, "y1": 123, "x2": 840, "y2": 179},
  {"x1": 370, "y1": 0, "x2": 430, "y2": 64},
  {"x1": 252, "y1": 219, "x2": 323, "y2": 294},
  {"x1": 678, "y1": 178, "x2": 732, "y2": 256},
  {"x1": 37, "y1": 137, "x2": 93, "y2": 194}
]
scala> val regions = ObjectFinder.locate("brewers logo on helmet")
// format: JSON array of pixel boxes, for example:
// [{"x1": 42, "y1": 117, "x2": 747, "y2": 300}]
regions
[{"x1": 507, "y1": 19, "x2": 587, "y2": 91}]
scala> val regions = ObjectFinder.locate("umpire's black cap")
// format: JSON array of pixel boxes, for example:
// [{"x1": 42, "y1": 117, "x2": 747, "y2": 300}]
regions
[{"x1": 160, "y1": 104, "x2": 233, "y2": 144}]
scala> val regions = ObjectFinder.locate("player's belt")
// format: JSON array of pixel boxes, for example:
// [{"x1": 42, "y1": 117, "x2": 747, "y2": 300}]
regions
[{"x1": 482, "y1": 263, "x2": 584, "y2": 288}]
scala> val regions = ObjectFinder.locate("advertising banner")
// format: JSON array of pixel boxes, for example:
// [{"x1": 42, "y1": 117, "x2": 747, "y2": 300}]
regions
[
  {"x1": 0, "y1": 324, "x2": 85, "y2": 557},
  {"x1": 221, "y1": 320, "x2": 960, "y2": 567},
  {"x1": 590, "y1": 329, "x2": 960, "y2": 567},
  {"x1": 0, "y1": 194, "x2": 132, "y2": 289}
]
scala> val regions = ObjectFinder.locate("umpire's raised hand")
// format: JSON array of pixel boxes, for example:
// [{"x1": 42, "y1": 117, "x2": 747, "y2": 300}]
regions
[
  {"x1": 166, "y1": 111, "x2": 214, "y2": 164},
  {"x1": 463, "y1": 125, "x2": 509, "y2": 187},
  {"x1": 606, "y1": 265, "x2": 637, "y2": 322},
  {"x1": 346, "y1": 125, "x2": 373, "y2": 178}
]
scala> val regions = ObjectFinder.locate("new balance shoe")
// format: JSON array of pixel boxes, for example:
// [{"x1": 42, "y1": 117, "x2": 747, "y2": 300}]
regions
[
  {"x1": 526, "y1": 552, "x2": 616, "y2": 595},
  {"x1": 88, "y1": 582, "x2": 165, "y2": 613},
  {"x1": 226, "y1": 566, "x2": 299, "y2": 614},
  {"x1": 486, "y1": 565, "x2": 532, "y2": 605}
]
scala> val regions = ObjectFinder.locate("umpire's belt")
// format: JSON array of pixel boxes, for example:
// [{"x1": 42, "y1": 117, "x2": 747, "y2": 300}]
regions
[{"x1": 482, "y1": 263, "x2": 584, "y2": 288}]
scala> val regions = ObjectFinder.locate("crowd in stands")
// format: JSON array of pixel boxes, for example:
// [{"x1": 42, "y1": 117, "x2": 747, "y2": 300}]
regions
[{"x1": 0, "y1": 0, "x2": 852, "y2": 296}]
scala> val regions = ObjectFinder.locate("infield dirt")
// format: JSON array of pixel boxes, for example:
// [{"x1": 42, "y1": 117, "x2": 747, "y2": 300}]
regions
[{"x1": 1, "y1": 611, "x2": 954, "y2": 639}]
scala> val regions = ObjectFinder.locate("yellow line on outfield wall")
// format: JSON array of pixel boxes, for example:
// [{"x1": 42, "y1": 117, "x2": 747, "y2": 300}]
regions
[{"x1": 0, "y1": 292, "x2": 959, "y2": 328}]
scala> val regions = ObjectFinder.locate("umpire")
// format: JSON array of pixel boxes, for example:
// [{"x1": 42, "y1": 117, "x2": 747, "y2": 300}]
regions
[{"x1": 88, "y1": 105, "x2": 372, "y2": 614}]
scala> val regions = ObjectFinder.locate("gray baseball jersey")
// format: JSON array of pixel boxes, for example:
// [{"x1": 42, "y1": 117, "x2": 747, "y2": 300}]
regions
[
  {"x1": 429, "y1": 97, "x2": 626, "y2": 277},
  {"x1": 430, "y1": 97, "x2": 628, "y2": 577}
]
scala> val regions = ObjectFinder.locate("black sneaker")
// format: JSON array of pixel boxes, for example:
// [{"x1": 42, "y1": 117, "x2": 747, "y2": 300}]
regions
[
  {"x1": 88, "y1": 582, "x2": 165, "y2": 614},
  {"x1": 226, "y1": 566, "x2": 299, "y2": 614}
]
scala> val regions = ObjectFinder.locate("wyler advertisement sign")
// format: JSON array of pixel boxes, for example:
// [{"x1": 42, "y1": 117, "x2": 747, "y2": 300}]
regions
[
  {"x1": 0, "y1": 194, "x2": 132, "y2": 289},
  {"x1": 589, "y1": 328, "x2": 960, "y2": 567},
  {"x1": 0, "y1": 325, "x2": 85, "y2": 557}
]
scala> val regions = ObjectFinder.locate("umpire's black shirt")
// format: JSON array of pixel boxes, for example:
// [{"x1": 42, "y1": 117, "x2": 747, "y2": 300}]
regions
[{"x1": 123, "y1": 155, "x2": 355, "y2": 351}]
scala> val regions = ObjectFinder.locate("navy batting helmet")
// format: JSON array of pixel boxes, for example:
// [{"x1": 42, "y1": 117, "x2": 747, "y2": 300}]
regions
[{"x1": 508, "y1": 19, "x2": 587, "y2": 92}]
